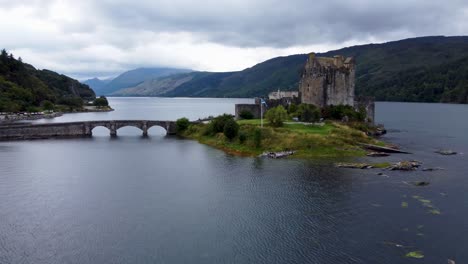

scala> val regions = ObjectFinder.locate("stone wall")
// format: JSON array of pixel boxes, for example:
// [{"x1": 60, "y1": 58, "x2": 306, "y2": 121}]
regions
[
  {"x1": 299, "y1": 53, "x2": 355, "y2": 107},
  {"x1": 0, "y1": 122, "x2": 88, "y2": 140},
  {"x1": 354, "y1": 97, "x2": 375, "y2": 124},
  {"x1": 235, "y1": 104, "x2": 261, "y2": 119}
]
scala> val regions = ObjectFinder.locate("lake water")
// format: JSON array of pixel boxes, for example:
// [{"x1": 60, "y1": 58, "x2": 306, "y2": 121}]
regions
[{"x1": 0, "y1": 98, "x2": 467, "y2": 263}]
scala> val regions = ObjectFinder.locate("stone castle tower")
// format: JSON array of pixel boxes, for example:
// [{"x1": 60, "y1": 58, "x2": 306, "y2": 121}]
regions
[{"x1": 299, "y1": 53, "x2": 355, "y2": 107}]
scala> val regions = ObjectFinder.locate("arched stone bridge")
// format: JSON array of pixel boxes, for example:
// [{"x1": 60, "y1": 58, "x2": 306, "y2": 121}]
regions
[{"x1": 0, "y1": 120, "x2": 179, "y2": 140}]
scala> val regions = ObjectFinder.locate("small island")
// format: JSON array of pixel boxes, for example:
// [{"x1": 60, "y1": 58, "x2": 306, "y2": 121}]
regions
[
  {"x1": 177, "y1": 53, "x2": 390, "y2": 159},
  {"x1": 176, "y1": 104, "x2": 387, "y2": 159}
]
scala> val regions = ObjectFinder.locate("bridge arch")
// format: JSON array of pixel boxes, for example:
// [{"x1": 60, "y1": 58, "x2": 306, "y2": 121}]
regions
[{"x1": 90, "y1": 125, "x2": 111, "y2": 137}]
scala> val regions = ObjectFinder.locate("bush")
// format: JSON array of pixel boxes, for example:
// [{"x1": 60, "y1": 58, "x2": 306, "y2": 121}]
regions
[
  {"x1": 288, "y1": 103, "x2": 298, "y2": 114},
  {"x1": 223, "y1": 119, "x2": 239, "y2": 140},
  {"x1": 176, "y1": 117, "x2": 190, "y2": 133},
  {"x1": 239, "y1": 110, "x2": 254, "y2": 119},
  {"x1": 93, "y1": 96, "x2": 109, "y2": 107},
  {"x1": 265, "y1": 105, "x2": 288, "y2": 127},
  {"x1": 206, "y1": 114, "x2": 235, "y2": 135},
  {"x1": 41, "y1": 100, "x2": 54, "y2": 111},
  {"x1": 253, "y1": 128, "x2": 262, "y2": 148},
  {"x1": 297, "y1": 104, "x2": 321, "y2": 122},
  {"x1": 239, "y1": 132, "x2": 247, "y2": 144},
  {"x1": 322, "y1": 105, "x2": 366, "y2": 122},
  {"x1": 26, "y1": 106, "x2": 41, "y2": 113}
]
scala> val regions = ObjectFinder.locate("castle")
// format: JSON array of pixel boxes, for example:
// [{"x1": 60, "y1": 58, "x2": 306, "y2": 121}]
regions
[
  {"x1": 299, "y1": 53, "x2": 355, "y2": 107},
  {"x1": 235, "y1": 52, "x2": 374, "y2": 122}
]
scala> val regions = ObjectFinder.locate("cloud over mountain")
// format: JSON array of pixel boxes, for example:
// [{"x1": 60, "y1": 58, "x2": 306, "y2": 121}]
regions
[{"x1": 1, "y1": 0, "x2": 467, "y2": 79}]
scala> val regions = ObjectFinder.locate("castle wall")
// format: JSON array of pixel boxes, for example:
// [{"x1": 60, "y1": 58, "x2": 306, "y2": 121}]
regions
[
  {"x1": 235, "y1": 104, "x2": 261, "y2": 119},
  {"x1": 354, "y1": 97, "x2": 375, "y2": 124},
  {"x1": 299, "y1": 54, "x2": 355, "y2": 107}
]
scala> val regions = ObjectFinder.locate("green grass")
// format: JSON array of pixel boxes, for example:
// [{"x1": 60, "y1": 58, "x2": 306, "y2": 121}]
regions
[{"x1": 182, "y1": 119, "x2": 384, "y2": 159}]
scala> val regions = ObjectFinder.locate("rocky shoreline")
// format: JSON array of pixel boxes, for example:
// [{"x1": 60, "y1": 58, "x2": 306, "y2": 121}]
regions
[
  {"x1": 0, "y1": 112, "x2": 63, "y2": 123},
  {"x1": 0, "y1": 107, "x2": 113, "y2": 124}
]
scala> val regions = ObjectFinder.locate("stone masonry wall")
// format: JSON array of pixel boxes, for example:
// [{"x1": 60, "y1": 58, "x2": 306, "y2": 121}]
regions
[{"x1": 300, "y1": 53, "x2": 355, "y2": 107}]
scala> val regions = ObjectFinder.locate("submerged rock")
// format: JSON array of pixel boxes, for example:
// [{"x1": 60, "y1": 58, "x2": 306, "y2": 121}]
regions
[
  {"x1": 411, "y1": 181, "x2": 430, "y2": 186},
  {"x1": 360, "y1": 143, "x2": 411, "y2": 154},
  {"x1": 366, "y1": 152, "x2": 390, "y2": 157},
  {"x1": 422, "y1": 167, "x2": 444, "y2": 171},
  {"x1": 260, "y1": 151, "x2": 296, "y2": 159},
  {"x1": 435, "y1": 150, "x2": 457, "y2": 155},
  {"x1": 335, "y1": 163, "x2": 373, "y2": 169},
  {"x1": 405, "y1": 251, "x2": 424, "y2": 259}
]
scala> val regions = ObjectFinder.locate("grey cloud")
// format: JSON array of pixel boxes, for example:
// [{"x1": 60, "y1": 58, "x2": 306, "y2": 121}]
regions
[
  {"x1": 2, "y1": 0, "x2": 468, "y2": 79},
  {"x1": 91, "y1": 0, "x2": 468, "y2": 48}
]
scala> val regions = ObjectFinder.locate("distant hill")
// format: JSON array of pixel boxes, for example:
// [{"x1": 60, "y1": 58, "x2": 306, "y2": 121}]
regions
[
  {"x1": 0, "y1": 49, "x2": 95, "y2": 112},
  {"x1": 319, "y1": 36, "x2": 468, "y2": 103},
  {"x1": 124, "y1": 36, "x2": 468, "y2": 104},
  {"x1": 112, "y1": 72, "x2": 203, "y2": 96},
  {"x1": 90, "y1": 67, "x2": 192, "y2": 95},
  {"x1": 163, "y1": 55, "x2": 307, "y2": 98},
  {"x1": 83, "y1": 78, "x2": 111, "y2": 93}
]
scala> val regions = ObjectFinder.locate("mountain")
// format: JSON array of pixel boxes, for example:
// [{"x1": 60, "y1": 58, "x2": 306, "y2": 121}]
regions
[
  {"x1": 0, "y1": 49, "x2": 95, "y2": 112},
  {"x1": 112, "y1": 54, "x2": 307, "y2": 97},
  {"x1": 112, "y1": 72, "x2": 203, "y2": 96},
  {"x1": 318, "y1": 36, "x2": 468, "y2": 103},
  {"x1": 137, "y1": 36, "x2": 468, "y2": 104},
  {"x1": 83, "y1": 78, "x2": 111, "y2": 93},
  {"x1": 92, "y1": 67, "x2": 192, "y2": 95}
]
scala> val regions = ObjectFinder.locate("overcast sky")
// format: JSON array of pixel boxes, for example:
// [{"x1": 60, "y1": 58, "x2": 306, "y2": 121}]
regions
[{"x1": 1, "y1": 0, "x2": 467, "y2": 80}]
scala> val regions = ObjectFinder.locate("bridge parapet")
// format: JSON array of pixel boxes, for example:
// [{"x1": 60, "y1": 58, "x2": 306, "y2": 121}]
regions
[{"x1": 0, "y1": 120, "x2": 179, "y2": 140}]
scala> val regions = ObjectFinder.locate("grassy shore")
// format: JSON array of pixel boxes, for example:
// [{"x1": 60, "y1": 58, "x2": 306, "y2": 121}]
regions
[{"x1": 181, "y1": 119, "x2": 384, "y2": 159}]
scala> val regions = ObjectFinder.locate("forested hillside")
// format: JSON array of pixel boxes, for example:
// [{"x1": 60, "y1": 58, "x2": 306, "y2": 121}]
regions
[
  {"x1": 145, "y1": 36, "x2": 468, "y2": 103},
  {"x1": 0, "y1": 49, "x2": 95, "y2": 112}
]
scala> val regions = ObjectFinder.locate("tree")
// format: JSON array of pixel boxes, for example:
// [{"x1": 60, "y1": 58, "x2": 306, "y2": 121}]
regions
[
  {"x1": 223, "y1": 119, "x2": 239, "y2": 140},
  {"x1": 265, "y1": 105, "x2": 288, "y2": 127},
  {"x1": 176, "y1": 117, "x2": 190, "y2": 133},
  {"x1": 93, "y1": 96, "x2": 109, "y2": 107},
  {"x1": 41, "y1": 100, "x2": 54, "y2": 111},
  {"x1": 0, "y1": 49, "x2": 7, "y2": 60},
  {"x1": 212, "y1": 114, "x2": 234, "y2": 133}
]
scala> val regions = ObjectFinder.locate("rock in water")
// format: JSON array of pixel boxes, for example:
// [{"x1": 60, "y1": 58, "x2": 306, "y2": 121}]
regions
[
  {"x1": 411, "y1": 181, "x2": 430, "y2": 186},
  {"x1": 335, "y1": 163, "x2": 373, "y2": 169},
  {"x1": 390, "y1": 161, "x2": 421, "y2": 171},
  {"x1": 366, "y1": 152, "x2": 390, "y2": 157},
  {"x1": 435, "y1": 150, "x2": 457, "y2": 155}
]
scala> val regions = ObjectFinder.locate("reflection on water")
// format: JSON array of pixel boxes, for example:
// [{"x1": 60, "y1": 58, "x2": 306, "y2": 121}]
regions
[{"x1": 0, "y1": 98, "x2": 467, "y2": 263}]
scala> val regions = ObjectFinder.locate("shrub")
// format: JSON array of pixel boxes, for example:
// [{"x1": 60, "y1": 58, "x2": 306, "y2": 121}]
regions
[
  {"x1": 239, "y1": 132, "x2": 247, "y2": 144},
  {"x1": 223, "y1": 119, "x2": 239, "y2": 140},
  {"x1": 253, "y1": 128, "x2": 262, "y2": 148},
  {"x1": 213, "y1": 114, "x2": 234, "y2": 132},
  {"x1": 239, "y1": 110, "x2": 254, "y2": 119},
  {"x1": 41, "y1": 100, "x2": 54, "y2": 111},
  {"x1": 26, "y1": 106, "x2": 41, "y2": 113},
  {"x1": 265, "y1": 105, "x2": 288, "y2": 127},
  {"x1": 288, "y1": 103, "x2": 297, "y2": 114},
  {"x1": 297, "y1": 104, "x2": 320, "y2": 122},
  {"x1": 205, "y1": 114, "x2": 235, "y2": 135},
  {"x1": 322, "y1": 105, "x2": 365, "y2": 122},
  {"x1": 176, "y1": 117, "x2": 190, "y2": 133}
]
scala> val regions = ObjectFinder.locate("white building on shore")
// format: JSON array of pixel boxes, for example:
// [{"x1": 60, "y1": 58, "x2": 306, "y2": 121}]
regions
[{"x1": 268, "y1": 89, "x2": 299, "y2": 100}]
